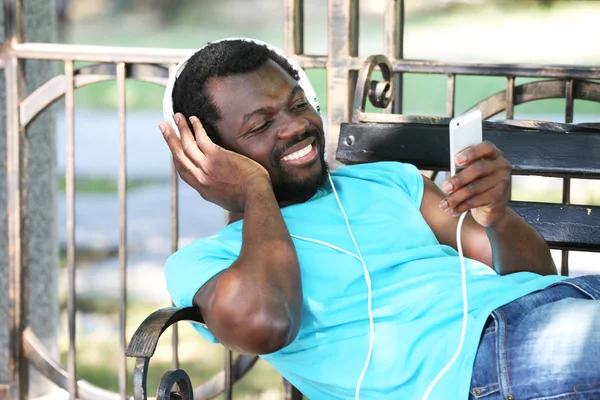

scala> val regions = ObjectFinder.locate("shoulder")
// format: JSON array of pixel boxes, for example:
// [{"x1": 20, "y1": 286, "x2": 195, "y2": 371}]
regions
[
  {"x1": 333, "y1": 161, "x2": 424, "y2": 205},
  {"x1": 167, "y1": 225, "x2": 242, "y2": 266},
  {"x1": 333, "y1": 161, "x2": 419, "y2": 180},
  {"x1": 164, "y1": 227, "x2": 242, "y2": 308},
  {"x1": 164, "y1": 224, "x2": 242, "y2": 285}
]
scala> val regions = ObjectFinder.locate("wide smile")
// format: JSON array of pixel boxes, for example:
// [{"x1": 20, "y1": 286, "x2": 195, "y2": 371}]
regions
[{"x1": 280, "y1": 139, "x2": 318, "y2": 166}]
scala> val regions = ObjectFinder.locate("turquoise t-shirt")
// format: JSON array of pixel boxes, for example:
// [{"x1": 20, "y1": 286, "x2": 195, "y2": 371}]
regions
[{"x1": 165, "y1": 161, "x2": 565, "y2": 399}]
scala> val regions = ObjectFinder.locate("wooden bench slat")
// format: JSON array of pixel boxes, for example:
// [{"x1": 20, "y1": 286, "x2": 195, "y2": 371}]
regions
[
  {"x1": 337, "y1": 122, "x2": 600, "y2": 178},
  {"x1": 511, "y1": 202, "x2": 600, "y2": 251}
]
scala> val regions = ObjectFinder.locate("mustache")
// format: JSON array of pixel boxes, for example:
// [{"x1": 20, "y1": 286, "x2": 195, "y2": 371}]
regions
[{"x1": 273, "y1": 129, "x2": 320, "y2": 160}]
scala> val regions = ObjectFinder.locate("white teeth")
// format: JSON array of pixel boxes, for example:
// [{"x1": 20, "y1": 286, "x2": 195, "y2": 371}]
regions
[{"x1": 281, "y1": 143, "x2": 312, "y2": 161}]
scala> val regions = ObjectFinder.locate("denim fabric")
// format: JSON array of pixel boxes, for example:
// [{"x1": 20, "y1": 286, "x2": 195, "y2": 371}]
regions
[{"x1": 469, "y1": 275, "x2": 600, "y2": 400}]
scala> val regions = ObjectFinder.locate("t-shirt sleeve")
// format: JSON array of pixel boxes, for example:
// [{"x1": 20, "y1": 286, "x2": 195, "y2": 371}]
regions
[
  {"x1": 385, "y1": 162, "x2": 424, "y2": 207},
  {"x1": 164, "y1": 235, "x2": 239, "y2": 343}
]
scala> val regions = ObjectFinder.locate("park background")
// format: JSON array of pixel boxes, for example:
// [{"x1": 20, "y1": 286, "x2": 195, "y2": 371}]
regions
[{"x1": 12, "y1": 0, "x2": 600, "y2": 398}]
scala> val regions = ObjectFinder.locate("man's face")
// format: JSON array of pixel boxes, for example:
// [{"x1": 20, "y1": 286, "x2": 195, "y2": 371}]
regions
[{"x1": 207, "y1": 60, "x2": 327, "y2": 205}]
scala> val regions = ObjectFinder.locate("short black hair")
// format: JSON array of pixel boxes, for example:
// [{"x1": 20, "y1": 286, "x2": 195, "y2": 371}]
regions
[{"x1": 172, "y1": 40, "x2": 300, "y2": 144}]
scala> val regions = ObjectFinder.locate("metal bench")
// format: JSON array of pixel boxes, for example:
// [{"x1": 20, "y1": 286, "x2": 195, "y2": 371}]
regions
[{"x1": 126, "y1": 55, "x2": 600, "y2": 399}]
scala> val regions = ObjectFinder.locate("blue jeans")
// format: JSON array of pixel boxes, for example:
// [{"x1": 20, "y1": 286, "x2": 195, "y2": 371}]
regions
[{"x1": 470, "y1": 275, "x2": 600, "y2": 400}]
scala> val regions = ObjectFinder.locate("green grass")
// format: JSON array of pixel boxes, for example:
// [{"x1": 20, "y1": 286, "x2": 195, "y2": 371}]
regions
[
  {"x1": 58, "y1": 294, "x2": 125, "y2": 315},
  {"x1": 59, "y1": 246, "x2": 119, "y2": 269},
  {"x1": 58, "y1": 176, "x2": 165, "y2": 194}
]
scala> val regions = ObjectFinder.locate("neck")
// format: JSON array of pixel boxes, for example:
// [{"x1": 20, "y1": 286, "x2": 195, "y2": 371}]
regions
[
  {"x1": 277, "y1": 190, "x2": 318, "y2": 208},
  {"x1": 227, "y1": 188, "x2": 319, "y2": 223}
]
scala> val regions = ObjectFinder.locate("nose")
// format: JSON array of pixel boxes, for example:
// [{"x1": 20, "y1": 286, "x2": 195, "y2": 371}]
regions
[{"x1": 277, "y1": 113, "x2": 309, "y2": 141}]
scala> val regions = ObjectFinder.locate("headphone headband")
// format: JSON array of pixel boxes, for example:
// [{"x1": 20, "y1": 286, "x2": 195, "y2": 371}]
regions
[{"x1": 162, "y1": 37, "x2": 320, "y2": 136}]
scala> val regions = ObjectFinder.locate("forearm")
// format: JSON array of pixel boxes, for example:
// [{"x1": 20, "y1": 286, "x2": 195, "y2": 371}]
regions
[
  {"x1": 486, "y1": 208, "x2": 557, "y2": 276},
  {"x1": 211, "y1": 180, "x2": 303, "y2": 352},
  {"x1": 235, "y1": 180, "x2": 303, "y2": 322}
]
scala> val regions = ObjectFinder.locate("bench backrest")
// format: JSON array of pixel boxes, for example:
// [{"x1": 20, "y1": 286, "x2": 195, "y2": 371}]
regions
[{"x1": 338, "y1": 119, "x2": 600, "y2": 252}]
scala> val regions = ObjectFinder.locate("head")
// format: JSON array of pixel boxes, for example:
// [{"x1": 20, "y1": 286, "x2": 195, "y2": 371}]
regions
[{"x1": 171, "y1": 39, "x2": 328, "y2": 205}]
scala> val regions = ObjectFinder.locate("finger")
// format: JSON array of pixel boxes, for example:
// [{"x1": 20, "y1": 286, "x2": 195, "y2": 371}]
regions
[
  {"x1": 450, "y1": 182, "x2": 507, "y2": 215},
  {"x1": 171, "y1": 149, "x2": 204, "y2": 186},
  {"x1": 441, "y1": 174, "x2": 506, "y2": 211},
  {"x1": 174, "y1": 113, "x2": 206, "y2": 165},
  {"x1": 159, "y1": 121, "x2": 184, "y2": 155},
  {"x1": 444, "y1": 159, "x2": 498, "y2": 193},
  {"x1": 190, "y1": 116, "x2": 218, "y2": 155},
  {"x1": 172, "y1": 155, "x2": 196, "y2": 175},
  {"x1": 161, "y1": 121, "x2": 199, "y2": 169},
  {"x1": 455, "y1": 141, "x2": 501, "y2": 167},
  {"x1": 177, "y1": 168, "x2": 205, "y2": 191}
]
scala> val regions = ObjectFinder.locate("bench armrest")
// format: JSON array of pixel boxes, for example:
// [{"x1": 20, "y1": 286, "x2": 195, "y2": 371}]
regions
[
  {"x1": 127, "y1": 307, "x2": 290, "y2": 400},
  {"x1": 126, "y1": 306, "x2": 203, "y2": 400},
  {"x1": 126, "y1": 306, "x2": 203, "y2": 358}
]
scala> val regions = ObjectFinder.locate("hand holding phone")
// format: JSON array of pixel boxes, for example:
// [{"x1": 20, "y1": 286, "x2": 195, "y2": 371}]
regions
[
  {"x1": 443, "y1": 109, "x2": 513, "y2": 227},
  {"x1": 449, "y1": 109, "x2": 483, "y2": 177}
]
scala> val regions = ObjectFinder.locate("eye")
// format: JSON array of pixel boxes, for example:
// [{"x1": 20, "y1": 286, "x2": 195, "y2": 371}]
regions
[
  {"x1": 292, "y1": 101, "x2": 310, "y2": 112},
  {"x1": 248, "y1": 120, "x2": 272, "y2": 135}
]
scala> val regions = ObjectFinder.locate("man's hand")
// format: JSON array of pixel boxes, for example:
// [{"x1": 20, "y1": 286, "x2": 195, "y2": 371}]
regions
[
  {"x1": 160, "y1": 113, "x2": 271, "y2": 213},
  {"x1": 440, "y1": 141, "x2": 512, "y2": 227}
]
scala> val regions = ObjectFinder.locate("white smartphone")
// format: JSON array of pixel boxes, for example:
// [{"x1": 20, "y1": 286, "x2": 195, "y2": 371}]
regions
[{"x1": 449, "y1": 109, "x2": 483, "y2": 177}]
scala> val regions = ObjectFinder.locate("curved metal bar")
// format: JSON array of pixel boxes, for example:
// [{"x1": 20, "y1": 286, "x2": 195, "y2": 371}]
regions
[
  {"x1": 224, "y1": 349, "x2": 233, "y2": 400},
  {"x1": 126, "y1": 307, "x2": 204, "y2": 358},
  {"x1": 19, "y1": 63, "x2": 169, "y2": 128},
  {"x1": 133, "y1": 357, "x2": 149, "y2": 400},
  {"x1": 157, "y1": 369, "x2": 194, "y2": 400},
  {"x1": 127, "y1": 307, "x2": 259, "y2": 400},
  {"x1": 351, "y1": 55, "x2": 394, "y2": 122},
  {"x1": 131, "y1": 351, "x2": 258, "y2": 400},
  {"x1": 23, "y1": 328, "x2": 120, "y2": 400},
  {"x1": 470, "y1": 79, "x2": 600, "y2": 119}
]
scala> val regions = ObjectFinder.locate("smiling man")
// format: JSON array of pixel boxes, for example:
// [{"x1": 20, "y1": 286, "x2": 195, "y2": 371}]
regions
[{"x1": 160, "y1": 39, "x2": 600, "y2": 400}]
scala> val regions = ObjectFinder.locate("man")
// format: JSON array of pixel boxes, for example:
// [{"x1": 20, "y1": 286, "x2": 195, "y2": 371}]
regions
[{"x1": 160, "y1": 39, "x2": 600, "y2": 399}]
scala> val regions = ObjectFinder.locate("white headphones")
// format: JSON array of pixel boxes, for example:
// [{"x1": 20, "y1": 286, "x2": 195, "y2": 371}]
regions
[{"x1": 162, "y1": 37, "x2": 321, "y2": 136}]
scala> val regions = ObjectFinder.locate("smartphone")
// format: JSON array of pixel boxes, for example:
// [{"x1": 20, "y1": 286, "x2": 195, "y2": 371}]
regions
[{"x1": 449, "y1": 109, "x2": 483, "y2": 177}]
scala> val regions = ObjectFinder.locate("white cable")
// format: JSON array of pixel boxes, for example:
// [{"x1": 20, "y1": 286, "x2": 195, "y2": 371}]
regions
[
  {"x1": 325, "y1": 175, "x2": 375, "y2": 400},
  {"x1": 289, "y1": 235, "x2": 361, "y2": 261},
  {"x1": 421, "y1": 211, "x2": 469, "y2": 400},
  {"x1": 290, "y1": 176, "x2": 374, "y2": 400}
]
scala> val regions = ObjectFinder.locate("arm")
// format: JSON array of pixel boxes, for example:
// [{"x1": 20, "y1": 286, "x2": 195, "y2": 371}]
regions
[
  {"x1": 420, "y1": 142, "x2": 556, "y2": 276},
  {"x1": 161, "y1": 114, "x2": 303, "y2": 354}
]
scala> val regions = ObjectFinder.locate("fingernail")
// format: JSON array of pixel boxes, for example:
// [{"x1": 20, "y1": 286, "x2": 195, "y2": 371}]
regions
[
  {"x1": 440, "y1": 199, "x2": 449, "y2": 210},
  {"x1": 173, "y1": 113, "x2": 181, "y2": 124},
  {"x1": 456, "y1": 153, "x2": 467, "y2": 164},
  {"x1": 443, "y1": 181, "x2": 453, "y2": 193},
  {"x1": 158, "y1": 123, "x2": 167, "y2": 134}
]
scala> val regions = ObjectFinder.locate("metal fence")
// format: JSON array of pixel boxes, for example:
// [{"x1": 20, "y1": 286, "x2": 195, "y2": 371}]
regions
[{"x1": 2, "y1": 0, "x2": 600, "y2": 398}]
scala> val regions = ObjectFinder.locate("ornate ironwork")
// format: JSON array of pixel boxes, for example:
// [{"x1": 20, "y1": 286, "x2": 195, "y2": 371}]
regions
[
  {"x1": 157, "y1": 370, "x2": 193, "y2": 400},
  {"x1": 352, "y1": 55, "x2": 395, "y2": 122}
]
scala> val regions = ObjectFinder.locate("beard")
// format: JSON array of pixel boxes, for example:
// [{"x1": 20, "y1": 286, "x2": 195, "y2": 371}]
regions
[{"x1": 271, "y1": 147, "x2": 329, "y2": 204}]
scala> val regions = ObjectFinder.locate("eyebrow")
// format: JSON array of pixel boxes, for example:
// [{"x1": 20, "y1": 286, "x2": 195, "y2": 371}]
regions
[{"x1": 242, "y1": 85, "x2": 305, "y2": 124}]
